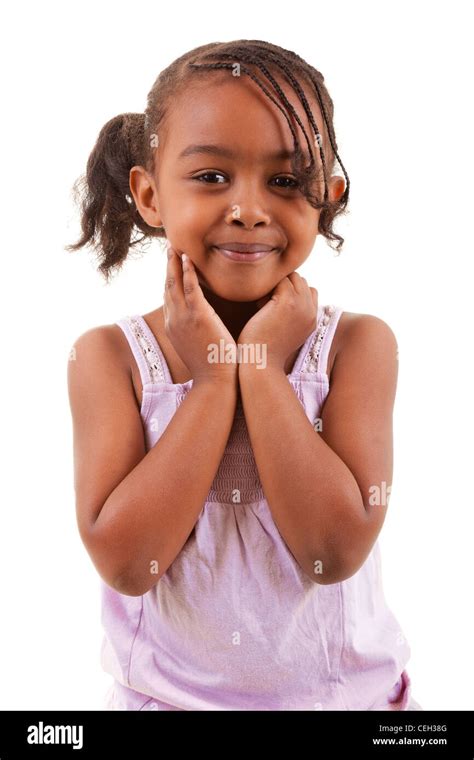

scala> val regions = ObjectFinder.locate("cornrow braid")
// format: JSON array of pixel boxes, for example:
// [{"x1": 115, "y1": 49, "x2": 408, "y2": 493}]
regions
[
  {"x1": 189, "y1": 55, "x2": 323, "y2": 201},
  {"x1": 188, "y1": 60, "x2": 313, "y2": 190},
  {"x1": 67, "y1": 40, "x2": 350, "y2": 281},
  {"x1": 192, "y1": 51, "x2": 322, "y2": 168},
  {"x1": 308, "y1": 72, "x2": 350, "y2": 205},
  {"x1": 189, "y1": 51, "x2": 329, "y2": 209},
  {"x1": 252, "y1": 51, "x2": 329, "y2": 190}
]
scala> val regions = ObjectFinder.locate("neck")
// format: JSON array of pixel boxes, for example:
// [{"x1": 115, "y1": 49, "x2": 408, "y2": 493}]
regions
[{"x1": 201, "y1": 285, "x2": 271, "y2": 342}]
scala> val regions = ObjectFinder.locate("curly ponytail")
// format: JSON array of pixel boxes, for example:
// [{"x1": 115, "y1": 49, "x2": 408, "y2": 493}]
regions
[{"x1": 66, "y1": 112, "x2": 163, "y2": 282}]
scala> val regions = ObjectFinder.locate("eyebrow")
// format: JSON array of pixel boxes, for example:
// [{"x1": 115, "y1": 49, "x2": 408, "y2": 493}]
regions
[{"x1": 177, "y1": 143, "x2": 300, "y2": 162}]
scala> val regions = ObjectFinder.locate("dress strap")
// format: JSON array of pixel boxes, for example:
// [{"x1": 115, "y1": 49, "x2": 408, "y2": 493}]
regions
[
  {"x1": 115, "y1": 315, "x2": 170, "y2": 386},
  {"x1": 300, "y1": 304, "x2": 343, "y2": 375}
]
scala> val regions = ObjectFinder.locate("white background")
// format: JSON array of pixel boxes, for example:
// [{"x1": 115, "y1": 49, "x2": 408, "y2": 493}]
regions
[{"x1": 0, "y1": 0, "x2": 472, "y2": 710}]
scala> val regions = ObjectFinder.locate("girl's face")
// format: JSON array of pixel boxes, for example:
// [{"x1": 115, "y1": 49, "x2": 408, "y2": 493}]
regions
[{"x1": 131, "y1": 72, "x2": 345, "y2": 303}]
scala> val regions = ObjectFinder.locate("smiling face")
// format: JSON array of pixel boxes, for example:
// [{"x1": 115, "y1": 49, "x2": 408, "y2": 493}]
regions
[{"x1": 130, "y1": 69, "x2": 345, "y2": 303}]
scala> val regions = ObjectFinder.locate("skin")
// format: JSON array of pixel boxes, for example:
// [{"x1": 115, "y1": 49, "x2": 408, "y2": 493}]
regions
[
  {"x1": 68, "y1": 69, "x2": 399, "y2": 594},
  {"x1": 130, "y1": 72, "x2": 345, "y2": 341}
]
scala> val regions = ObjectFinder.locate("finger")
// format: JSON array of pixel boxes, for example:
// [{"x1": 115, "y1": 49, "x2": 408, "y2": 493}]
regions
[
  {"x1": 162, "y1": 297, "x2": 169, "y2": 330},
  {"x1": 309, "y1": 287, "x2": 318, "y2": 314},
  {"x1": 164, "y1": 247, "x2": 185, "y2": 307},
  {"x1": 273, "y1": 274, "x2": 296, "y2": 296},
  {"x1": 287, "y1": 272, "x2": 305, "y2": 293},
  {"x1": 181, "y1": 254, "x2": 204, "y2": 310}
]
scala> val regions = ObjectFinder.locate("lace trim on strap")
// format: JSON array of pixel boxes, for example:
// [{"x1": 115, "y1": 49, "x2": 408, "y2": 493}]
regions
[
  {"x1": 301, "y1": 304, "x2": 336, "y2": 374},
  {"x1": 125, "y1": 316, "x2": 167, "y2": 384}
]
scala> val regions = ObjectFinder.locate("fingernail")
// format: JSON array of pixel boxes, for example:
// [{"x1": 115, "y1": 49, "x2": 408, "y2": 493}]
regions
[
  {"x1": 182, "y1": 254, "x2": 188, "y2": 263},
  {"x1": 167, "y1": 247, "x2": 173, "y2": 259}
]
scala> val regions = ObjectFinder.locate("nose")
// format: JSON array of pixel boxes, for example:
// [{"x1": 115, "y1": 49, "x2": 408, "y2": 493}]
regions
[{"x1": 223, "y1": 184, "x2": 272, "y2": 229}]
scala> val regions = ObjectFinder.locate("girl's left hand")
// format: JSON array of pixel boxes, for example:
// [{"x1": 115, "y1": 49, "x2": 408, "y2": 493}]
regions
[{"x1": 238, "y1": 273, "x2": 318, "y2": 372}]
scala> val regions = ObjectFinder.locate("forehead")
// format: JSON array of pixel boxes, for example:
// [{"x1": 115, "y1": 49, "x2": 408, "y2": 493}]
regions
[{"x1": 160, "y1": 69, "x2": 328, "y2": 163}]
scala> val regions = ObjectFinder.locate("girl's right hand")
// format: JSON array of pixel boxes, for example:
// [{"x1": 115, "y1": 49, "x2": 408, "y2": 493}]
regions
[{"x1": 163, "y1": 246, "x2": 238, "y2": 385}]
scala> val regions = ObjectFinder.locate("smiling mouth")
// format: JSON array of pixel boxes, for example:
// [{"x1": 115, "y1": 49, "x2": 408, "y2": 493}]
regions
[{"x1": 212, "y1": 246, "x2": 278, "y2": 263}]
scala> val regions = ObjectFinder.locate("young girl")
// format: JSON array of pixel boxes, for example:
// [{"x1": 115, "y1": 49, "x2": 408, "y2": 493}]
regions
[{"x1": 67, "y1": 39, "x2": 421, "y2": 711}]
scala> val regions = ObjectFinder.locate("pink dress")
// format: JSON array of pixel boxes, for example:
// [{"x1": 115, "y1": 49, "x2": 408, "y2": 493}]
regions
[{"x1": 100, "y1": 304, "x2": 421, "y2": 711}]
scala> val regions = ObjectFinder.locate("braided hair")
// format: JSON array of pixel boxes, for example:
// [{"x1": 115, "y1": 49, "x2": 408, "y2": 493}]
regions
[{"x1": 66, "y1": 39, "x2": 350, "y2": 282}]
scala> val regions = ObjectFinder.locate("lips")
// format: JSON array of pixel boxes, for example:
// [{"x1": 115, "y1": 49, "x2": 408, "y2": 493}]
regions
[
  {"x1": 213, "y1": 242, "x2": 277, "y2": 253},
  {"x1": 213, "y1": 246, "x2": 277, "y2": 263}
]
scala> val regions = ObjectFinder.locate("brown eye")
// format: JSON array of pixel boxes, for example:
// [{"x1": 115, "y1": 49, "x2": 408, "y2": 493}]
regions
[
  {"x1": 193, "y1": 172, "x2": 227, "y2": 184},
  {"x1": 272, "y1": 176, "x2": 299, "y2": 189}
]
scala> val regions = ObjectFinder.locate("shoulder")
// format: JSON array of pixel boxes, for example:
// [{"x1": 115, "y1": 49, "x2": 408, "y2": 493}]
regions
[
  {"x1": 67, "y1": 322, "x2": 131, "y2": 388},
  {"x1": 332, "y1": 310, "x2": 398, "y2": 384},
  {"x1": 337, "y1": 310, "x2": 397, "y2": 347},
  {"x1": 70, "y1": 321, "x2": 130, "y2": 357}
]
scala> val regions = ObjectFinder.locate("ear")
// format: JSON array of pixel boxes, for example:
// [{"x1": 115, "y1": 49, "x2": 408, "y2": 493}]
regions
[
  {"x1": 328, "y1": 175, "x2": 346, "y2": 202},
  {"x1": 129, "y1": 165, "x2": 164, "y2": 228}
]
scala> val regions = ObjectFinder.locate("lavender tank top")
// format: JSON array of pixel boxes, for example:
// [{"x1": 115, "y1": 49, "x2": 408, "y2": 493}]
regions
[{"x1": 99, "y1": 304, "x2": 415, "y2": 711}]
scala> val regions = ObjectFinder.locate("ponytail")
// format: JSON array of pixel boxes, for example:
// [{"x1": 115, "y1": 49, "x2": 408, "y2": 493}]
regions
[{"x1": 66, "y1": 112, "x2": 162, "y2": 282}]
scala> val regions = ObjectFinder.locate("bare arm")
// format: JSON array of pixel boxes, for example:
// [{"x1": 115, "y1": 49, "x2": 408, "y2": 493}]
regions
[
  {"x1": 239, "y1": 315, "x2": 398, "y2": 585},
  {"x1": 68, "y1": 247, "x2": 239, "y2": 597},
  {"x1": 68, "y1": 326, "x2": 238, "y2": 596}
]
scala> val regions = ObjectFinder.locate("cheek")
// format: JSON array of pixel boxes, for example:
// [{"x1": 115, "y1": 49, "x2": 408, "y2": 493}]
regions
[
  {"x1": 167, "y1": 200, "x2": 213, "y2": 242},
  {"x1": 286, "y1": 211, "x2": 320, "y2": 254},
  {"x1": 286, "y1": 200, "x2": 320, "y2": 234}
]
